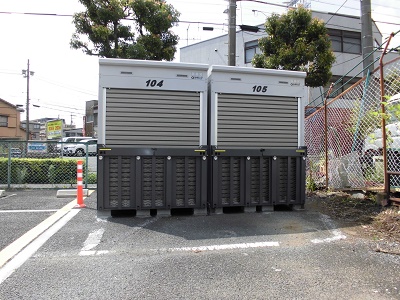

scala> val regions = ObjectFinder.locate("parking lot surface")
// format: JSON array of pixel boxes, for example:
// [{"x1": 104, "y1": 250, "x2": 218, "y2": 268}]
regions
[{"x1": 0, "y1": 190, "x2": 399, "y2": 299}]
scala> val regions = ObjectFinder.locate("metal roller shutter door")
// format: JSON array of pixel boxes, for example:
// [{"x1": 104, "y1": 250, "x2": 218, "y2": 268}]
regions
[
  {"x1": 217, "y1": 93, "x2": 298, "y2": 148},
  {"x1": 105, "y1": 88, "x2": 201, "y2": 147}
]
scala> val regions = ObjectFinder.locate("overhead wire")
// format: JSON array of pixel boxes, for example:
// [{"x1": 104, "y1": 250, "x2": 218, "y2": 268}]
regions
[
  {"x1": 34, "y1": 76, "x2": 97, "y2": 96},
  {"x1": 34, "y1": 104, "x2": 85, "y2": 115},
  {"x1": 325, "y1": 0, "x2": 349, "y2": 25}
]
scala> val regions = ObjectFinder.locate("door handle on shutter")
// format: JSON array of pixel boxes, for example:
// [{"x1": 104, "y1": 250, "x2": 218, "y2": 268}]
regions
[{"x1": 214, "y1": 149, "x2": 226, "y2": 156}]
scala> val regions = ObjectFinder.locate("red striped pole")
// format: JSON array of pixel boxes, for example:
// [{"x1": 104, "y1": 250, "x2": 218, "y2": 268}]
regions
[{"x1": 74, "y1": 160, "x2": 86, "y2": 208}]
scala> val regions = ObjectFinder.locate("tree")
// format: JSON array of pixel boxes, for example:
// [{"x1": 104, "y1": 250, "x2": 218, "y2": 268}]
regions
[
  {"x1": 252, "y1": 6, "x2": 335, "y2": 87},
  {"x1": 70, "y1": 0, "x2": 180, "y2": 61}
]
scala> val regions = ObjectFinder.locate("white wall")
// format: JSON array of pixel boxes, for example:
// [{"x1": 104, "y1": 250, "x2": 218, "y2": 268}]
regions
[{"x1": 180, "y1": 10, "x2": 399, "y2": 104}]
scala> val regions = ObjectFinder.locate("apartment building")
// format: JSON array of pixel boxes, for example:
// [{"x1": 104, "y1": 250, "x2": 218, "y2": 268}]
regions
[{"x1": 180, "y1": 10, "x2": 396, "y2": 103}]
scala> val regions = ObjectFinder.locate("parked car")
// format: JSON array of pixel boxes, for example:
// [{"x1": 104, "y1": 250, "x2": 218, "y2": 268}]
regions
[
  {"x1": 55, "y1": 137, "x2": 90, "y2": 154},
  {"x1": 361, "y1": 93, "x2": 400, "y2": 169},
  {"x1": 363, "y1": 94, "x2": 400, "y2": 155},
  {"x1": 64, "y1": 138, "x2": 98, "y2": 156}
]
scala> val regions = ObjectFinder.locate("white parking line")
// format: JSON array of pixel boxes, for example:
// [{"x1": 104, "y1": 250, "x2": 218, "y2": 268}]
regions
[
  {"x1": 165, "y1": 241, "x2": 280, "y2": 252},
  {"x1": 79, "y1": 228, "x2": 107, "y2": 256},
  {"x1": 0, "y1": 194, "x2": 16, "y2": 199},
  {"x1": 0, "y1": 210, "x2": 58, "y2": 213},
  {"x1": 311, "y1": 214, "x2": 346, "y2": 244},
  {"x1": 0, "y1": 209, "x2": 81, "y2": 284},
  {"x1": 0, "y1": 199, "x2": 77, "y2": 269},
  {"x1": 79, "y1": 218, "x2": 159, "y2": 256}
]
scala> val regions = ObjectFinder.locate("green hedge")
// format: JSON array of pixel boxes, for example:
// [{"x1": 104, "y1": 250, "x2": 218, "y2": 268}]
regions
[{"x1": 0, "y1": 158, "x2": 86, "y2": 184}]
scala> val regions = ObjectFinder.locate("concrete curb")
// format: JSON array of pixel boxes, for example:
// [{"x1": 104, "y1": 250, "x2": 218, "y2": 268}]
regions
[
  {"x1": 56, "y1": 189, "x2": 90, "y2": 198},
  {"x1": 0, "y1": 190, "x2": 5, "y2": 197}
]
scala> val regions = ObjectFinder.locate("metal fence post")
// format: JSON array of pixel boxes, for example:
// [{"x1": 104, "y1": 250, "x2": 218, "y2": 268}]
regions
[
  {"x1": 85, "y1": 144, "x2": 89, "y2": 189},
  {"x1": 7, "y1": 142, "x2": 11, "y2": 188},
  {"x1": 380, "y1": 33, "x2": 394, "y2": 198},
  {"x1": 324, "y1": 83, "x2": 334, "y2": 189}
]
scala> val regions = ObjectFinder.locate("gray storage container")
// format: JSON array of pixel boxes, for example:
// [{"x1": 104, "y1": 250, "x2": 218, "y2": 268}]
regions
[
  {"x1": 208, "y1": 65, "x2": 307, "y2": 211},
  {"x1": 97, "y1": 59, "x2": 208, "y2": 214}
]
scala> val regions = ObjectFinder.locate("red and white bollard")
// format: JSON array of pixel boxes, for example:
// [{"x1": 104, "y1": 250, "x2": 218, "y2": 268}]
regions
[{"x1": 74, "y1": 160, "x2": 86, "y2": 208}]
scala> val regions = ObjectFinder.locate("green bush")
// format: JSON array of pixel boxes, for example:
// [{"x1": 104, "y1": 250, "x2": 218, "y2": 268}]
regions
[
  {"x1": 85, "y1": 172, "x2": 97, "y2": 184},
  {"x1": 306, "y1": 175, "x2": 318, "y2": 192},
  {"x1": 0, "y1": 158, "x2": 83, "y2": 184}
]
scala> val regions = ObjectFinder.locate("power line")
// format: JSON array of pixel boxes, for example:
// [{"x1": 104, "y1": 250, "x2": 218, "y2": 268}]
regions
[
  {"x1": 237, "y1": 0, "x2": 288, "y2": 8},
  {"x1": 0, "y1": 70, "x2": 97, "y2": 97},
  {"x1": 332, "y1": 54, "x2": 362, "y2": 67},
  {"x1": 31, "y1": 100, "x2": 84, "y2": 112},
  {"x1": 0, "y1": 11, "x2": 73, "y2": 17},
  {"x1": 0, "y1": 71, "x2": 20, "y2": 75},
  {"x1": 0, "y1": 10, "x2": 229, "y2": 28},
  {"x1": 374, "y1": 20, "x2": 400, "y2": 26},
  {"x1": 36, "y1": 104, "x2": 85, "y2": 115},
  {"x1": 35, "y1": 76, "x2": 97, "y2": 96},
  {"x1": 313, "y1": 0, "x2": 358, "y2": 11},
  {"x1": 325, "y1": 0, "x2": 349, "y2": 25},
  {"x1": 346, "y1": 0, "x2": 399, "y2": 10},
  {"x1": 1, "y1": 7, "x2": 399, "y2": 28}
]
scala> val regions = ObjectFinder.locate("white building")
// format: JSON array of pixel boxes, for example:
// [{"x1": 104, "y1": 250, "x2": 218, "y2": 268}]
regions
[{"x1": 180, "y1": 10, "x2": 397, "y2": 103}]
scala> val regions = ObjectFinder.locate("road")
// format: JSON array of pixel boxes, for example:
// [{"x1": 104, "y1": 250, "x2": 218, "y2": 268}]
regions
[{"x1": 0, "y1": 190, "x2": 399, "y2": 299}]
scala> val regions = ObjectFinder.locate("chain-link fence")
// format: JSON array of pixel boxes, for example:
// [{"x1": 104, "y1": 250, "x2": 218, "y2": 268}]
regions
[
  {"x1": 305, "y1": 54, "x2": 400, "y2": 193},
  {"x1": 0, "y1": 140, "x2": 97, "y2": 189}
]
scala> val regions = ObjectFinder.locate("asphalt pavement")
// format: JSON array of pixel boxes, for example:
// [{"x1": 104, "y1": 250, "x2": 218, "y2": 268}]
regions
[{"x1": 0, "y1": 190, "x2": 399, "y2": 299}]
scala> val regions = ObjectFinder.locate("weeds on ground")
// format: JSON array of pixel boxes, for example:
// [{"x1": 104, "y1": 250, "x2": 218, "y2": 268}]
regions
[
  {"x1": 372, "y1": 208, "x2": 400, "y2": 240},
  {"x1": 308, "y1": 191, "x2": 400, "y2": 254}
]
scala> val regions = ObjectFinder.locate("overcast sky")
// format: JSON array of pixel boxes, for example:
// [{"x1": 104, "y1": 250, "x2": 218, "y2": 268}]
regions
[{"x1": 0, "y1": 0, "x2": 399, "y2": 128}]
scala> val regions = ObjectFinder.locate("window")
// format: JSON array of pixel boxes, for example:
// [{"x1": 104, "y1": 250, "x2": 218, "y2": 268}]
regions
[
  {"x1": 0, "y1": 115, "x2": 8, "y2": 127},
  {"x1": 244, "y1": 40, "x2": 260, "y2": 64},
  {"x1": 328, "y1": 29, "x2": 361, "y2": 54}
]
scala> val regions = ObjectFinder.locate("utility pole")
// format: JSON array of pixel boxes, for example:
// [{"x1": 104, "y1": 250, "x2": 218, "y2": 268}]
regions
[
  {"x1": 360, "y1": 0, "x2": 374, "y2": 76},
  {"x1": 70, "y1": 113, "x2": 76, "y2": 126},
  {"x1": 228, "y1": 0, "x2": 236, "y2": 66},
  {"x1": 22, "y1": 59, "x2": 34, "y2": 141}
]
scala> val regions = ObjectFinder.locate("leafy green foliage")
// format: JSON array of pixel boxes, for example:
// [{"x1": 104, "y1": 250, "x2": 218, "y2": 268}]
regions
[
  {"x1": 0, "y1": 158, "x2": 80, "y2": 184},
  {"x1": 348, "y1": 96, "x2": 400, "y2": 145},
  {"x1": 252, "y1": 6, "x2": 335, "y2": 87},
  {"x1": 385, "y1": 69, "x2": 400, "y2": 95},
  {"x1": 306, "y1": 175, "x2": 317, "y2": 191},
  {"x1": 71, "y1": 0, "x2": 180, "y2": 61},
  {"x1": 85, "y1": 172, "x2": 97, "y2": 184}
]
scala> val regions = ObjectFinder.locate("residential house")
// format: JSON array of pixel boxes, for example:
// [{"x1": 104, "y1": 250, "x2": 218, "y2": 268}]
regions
[
  {"x1": 85, "y1": 100, "x2": 98, "y2": 138},
  {"x1": 0, "y1": 98, "x2": 27, "y2": 140}
]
